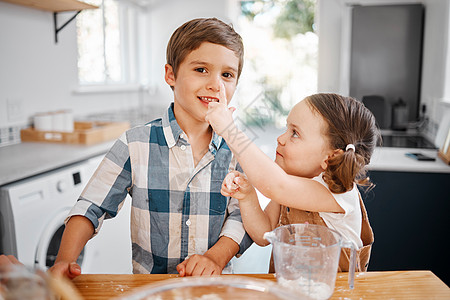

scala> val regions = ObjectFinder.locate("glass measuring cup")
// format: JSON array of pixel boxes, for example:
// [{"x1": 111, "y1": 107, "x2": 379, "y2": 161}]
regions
[
  {"x1": 0, "y1": 264, "x2": 56, "y2": 300},
  {"x1": 264, "y1": 224, "x2": 356, "y2": 300}
]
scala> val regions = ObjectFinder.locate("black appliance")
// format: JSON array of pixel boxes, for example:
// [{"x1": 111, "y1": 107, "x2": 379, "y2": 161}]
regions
[{"x1": 350, "y1": 4, "x2": 425, "y2": 129}]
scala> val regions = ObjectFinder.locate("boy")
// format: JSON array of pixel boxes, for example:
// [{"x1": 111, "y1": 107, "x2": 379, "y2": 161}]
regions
[{"x1": 50, "y1": 17, "x2": 252, "y2": 278}]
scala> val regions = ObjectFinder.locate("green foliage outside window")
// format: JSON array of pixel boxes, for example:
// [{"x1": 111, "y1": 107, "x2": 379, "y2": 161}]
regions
[
  {"x1": 239, "y1": 0, "x2": 317, "y2": 127},
  {"x1": 241, "y1": 0, "x2": 315, "y2": 39}
]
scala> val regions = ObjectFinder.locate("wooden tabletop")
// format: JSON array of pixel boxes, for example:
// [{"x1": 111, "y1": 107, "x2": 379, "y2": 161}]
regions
[{"x1": 72, "y1": 271, "x2": 450, "y2": 299}]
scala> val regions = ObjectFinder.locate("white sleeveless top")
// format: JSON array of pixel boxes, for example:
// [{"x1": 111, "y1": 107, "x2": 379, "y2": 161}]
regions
[{"x1": 313, "y1": 173, "x2": 363, "y2": 248}]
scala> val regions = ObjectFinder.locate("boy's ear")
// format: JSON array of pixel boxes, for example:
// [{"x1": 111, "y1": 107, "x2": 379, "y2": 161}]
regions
[{"x1": 165, "y1": 64, "x2": 176, "y2": 86}]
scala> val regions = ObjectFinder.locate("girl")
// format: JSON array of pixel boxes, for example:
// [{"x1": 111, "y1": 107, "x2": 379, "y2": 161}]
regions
[{"x1": 206, "y1": 92, "x2": 379, "y2": 272}]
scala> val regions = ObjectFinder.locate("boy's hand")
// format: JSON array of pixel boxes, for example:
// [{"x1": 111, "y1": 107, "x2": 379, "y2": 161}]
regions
[
  {"x1": 205, "y1": 82, "x2": 236, "y2": 136},
  {"x1": 48, "y1": 261, "x2": 82, "y2": 280},
  {"x1": 176, "y1": 254, "x2": 221, "y2": 277},
  {"x1": 0, "y1": 254, "x2": 23, "y2": 267},
  {"x1": 221, "y1": 171, "x2": 256, "y2": 201}
]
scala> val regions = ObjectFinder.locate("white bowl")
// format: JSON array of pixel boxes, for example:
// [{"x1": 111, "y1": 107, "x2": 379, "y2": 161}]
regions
[{"x1": 117, "y1": 275, "x2": 311, "y2": 300}]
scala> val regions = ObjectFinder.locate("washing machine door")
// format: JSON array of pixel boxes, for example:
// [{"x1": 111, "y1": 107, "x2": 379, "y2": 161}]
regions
[{"x1": 35, "y1": 209, "x2": 85, "y2": 270}]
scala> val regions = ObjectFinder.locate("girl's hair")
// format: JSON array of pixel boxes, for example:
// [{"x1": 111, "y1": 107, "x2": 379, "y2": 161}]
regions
[
  {"x1": 166, "y1": 18, "x2": 244, "y2": 82},
  {"x1": 305, "y1": 93, "x2": 380, "y2": 193}
]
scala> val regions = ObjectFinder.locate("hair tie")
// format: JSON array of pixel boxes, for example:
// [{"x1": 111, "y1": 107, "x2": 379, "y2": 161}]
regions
[{"x1": 345, "y1": 144, "x2": 355, "y2": 152}]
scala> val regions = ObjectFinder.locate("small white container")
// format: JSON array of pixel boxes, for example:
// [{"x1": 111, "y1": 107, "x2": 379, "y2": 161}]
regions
[
  {"x1": 53, "y1": 110, "x2": 74, "y2": 132},
  {"x1": 34, "y1": 113, "x2": 53, "y2": 131},
  {"x1": 62, "y1": 110, "x2": 74, "y2": 132},
  {"x1": 52, "y1": 111, "x2": 65, "y2": 132},
  {"x1": 33, "y1": 110, "x2": 74, "y2": 132}
]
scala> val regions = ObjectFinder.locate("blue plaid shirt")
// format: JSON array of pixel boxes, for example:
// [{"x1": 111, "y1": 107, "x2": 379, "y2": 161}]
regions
[{"x1": 68, "y1": 103, "x2": 252, "y2": 274}]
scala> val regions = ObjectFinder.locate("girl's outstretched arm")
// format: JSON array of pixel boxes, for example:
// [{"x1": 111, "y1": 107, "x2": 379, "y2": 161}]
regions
[
  {"x1": 222, "y1": 172, "x2": 280, "y2": 245},
  {"x1": 206, "y1": 91, "x2": 343, "y2": 213}
]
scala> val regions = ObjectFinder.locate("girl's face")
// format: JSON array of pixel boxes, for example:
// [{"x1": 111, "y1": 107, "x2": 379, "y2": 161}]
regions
[{"x1": 275, "y1": 100, "x2": 334, "y2": 178}]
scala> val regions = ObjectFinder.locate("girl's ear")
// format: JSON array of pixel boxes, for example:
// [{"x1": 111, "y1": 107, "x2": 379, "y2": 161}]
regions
[
  {"x1": 320, "y1": 149, "x2": 343, "y2": 170},
  {"x1": 333, "y1": 149, "x2": 344, "y2": 157},
  {"x1": 320, "y1": 158, "x2": 328, "y2": 171},
  {"x1": 165, "y1": 64, "x2": 175, "y2": 86}
]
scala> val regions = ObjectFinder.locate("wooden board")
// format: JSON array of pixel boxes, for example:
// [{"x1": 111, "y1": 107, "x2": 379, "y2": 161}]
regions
[
  {"x1": 0, "y1": 0, "x2": 97, "y2": 12},
  {"x1": 21, "y1": 121, "x2": 129, "y2": 145},
  {"x1": 72, "y1": 271, "x2": 450, "y2": 300}
]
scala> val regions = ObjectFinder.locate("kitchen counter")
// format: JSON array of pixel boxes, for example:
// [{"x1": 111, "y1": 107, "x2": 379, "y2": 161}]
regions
[
  {"x1": 0, "y1": 141, "x2": 114, "y2": 186},
  {"x1": 0, "y1": 139, "x2": 448, "y2": 187},
  {"x1": 0, "y1": 106, "x2": 168, "y2": 187},
  {"x1": 253, "y1": 126, "x2": 450, "y2": 173},
  {"x1": 369, "y1": 147, "x2": 450, "y2": 173},
  {"x1": 72, "y1": 271, "x2": 450, "y2": 299}
]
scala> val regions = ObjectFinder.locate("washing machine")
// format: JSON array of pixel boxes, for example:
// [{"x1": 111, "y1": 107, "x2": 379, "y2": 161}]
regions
[{"x1": 0, "y1": 155, "x2": 132, "y2": 274}]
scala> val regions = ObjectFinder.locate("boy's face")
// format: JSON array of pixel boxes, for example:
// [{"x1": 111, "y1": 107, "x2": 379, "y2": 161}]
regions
[{"x1": 165, "y1": 42, "x2": 239, "y2": 125}]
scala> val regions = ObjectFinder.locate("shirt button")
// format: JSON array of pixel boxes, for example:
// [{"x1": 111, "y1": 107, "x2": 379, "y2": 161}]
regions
[
  {"x1": 186, "y1": 219, "x2": 191, "y2": 226},
  {"x1": 180, "y1": 145, "x2": 187, "y2": 151}
]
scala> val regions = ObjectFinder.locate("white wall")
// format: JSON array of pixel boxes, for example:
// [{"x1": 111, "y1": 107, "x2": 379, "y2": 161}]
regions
[
  {"x1": 317, "y1": 0, "x2": 450, "y2": 136},
  {"x1": 0, "y1": 0, "x2": 239, "y2": 129},
  {"x1": 0, "y1": 2, "x2": 145, "y2": 128},
  {"x1": 419, "y1": 0, "x2": 450, "y2": 128},
  {"x1": 4, "y1": 0, "x2": 447, "y2": 134}
]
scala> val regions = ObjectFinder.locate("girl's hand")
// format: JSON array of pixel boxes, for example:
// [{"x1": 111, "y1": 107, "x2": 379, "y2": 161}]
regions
[
  {"x1": 205, "y1": 82, "x2": 236, "y2": 136},
  {"x1": 221, "y1": 171, "x2": 256, "y2": 201}
]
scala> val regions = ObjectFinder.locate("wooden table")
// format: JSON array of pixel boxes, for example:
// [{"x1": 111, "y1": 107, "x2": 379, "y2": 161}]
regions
[{"x1": 72, "y1": 271, "x2": 450, "y2": 299}]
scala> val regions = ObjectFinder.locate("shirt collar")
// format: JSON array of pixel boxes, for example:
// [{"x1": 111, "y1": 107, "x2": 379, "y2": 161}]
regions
[
  {"x1": 162, "y1": 103, "x2": 183, "y2": 148},
  {"x1": 162, "y1": 103, "x2": 223, "y2": 154}
]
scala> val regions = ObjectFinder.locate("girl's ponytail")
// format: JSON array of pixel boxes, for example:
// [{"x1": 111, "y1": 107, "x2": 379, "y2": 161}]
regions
[
  {"x1": 306, "y1": 94, "x2": 379, "y2": 194},
  {"x1": 323, "y1": 144, "x2": 371, "y2": 194}
]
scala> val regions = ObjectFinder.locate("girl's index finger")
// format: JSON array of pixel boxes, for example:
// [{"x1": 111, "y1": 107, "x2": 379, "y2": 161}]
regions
[{"x1": 218, "y1": 81, "x2": 227, "y2": 105}]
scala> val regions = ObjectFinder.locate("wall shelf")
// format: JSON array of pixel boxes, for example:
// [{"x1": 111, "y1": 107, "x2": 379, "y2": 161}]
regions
[
  {"x1": 0, "y1": 0, "x2": 97, "y2": 12},
  {"x1": 0, "y1": 0, "x2": 98, "y2": 43}
]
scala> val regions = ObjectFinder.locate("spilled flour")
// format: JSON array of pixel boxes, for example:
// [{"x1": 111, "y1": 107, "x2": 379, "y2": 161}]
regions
[{"x1": 278, "y1": 276, "x2": 333, "y2": 300}]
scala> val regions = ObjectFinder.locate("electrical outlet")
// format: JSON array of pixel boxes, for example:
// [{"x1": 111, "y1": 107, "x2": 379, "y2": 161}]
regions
[{"x1": 7, "y1": 98, "x2": 24, "y2": 122}]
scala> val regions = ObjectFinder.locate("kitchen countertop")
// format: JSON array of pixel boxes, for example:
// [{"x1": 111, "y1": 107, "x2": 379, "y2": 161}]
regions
[
  {"x1": 0, "y1": 141, "x2": 114, "y2": 186},
  {"x1": 71, "y1": 271, "x2": 450, "y2": 299},
  {"x1": 369, "y1": 147, "x2": 450, "y2": 173},
  {"x1": 0, "y1": 141, "x2": 449, "y2": 187}
]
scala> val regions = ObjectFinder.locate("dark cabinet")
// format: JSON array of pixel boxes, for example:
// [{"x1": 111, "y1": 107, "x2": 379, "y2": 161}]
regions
[{"x1": 362, "y1": 170, "x2": 450, "y2": 285}]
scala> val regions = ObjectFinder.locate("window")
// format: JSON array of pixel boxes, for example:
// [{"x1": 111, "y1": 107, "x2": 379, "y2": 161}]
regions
[
  {"x1": 76, "y1": 0, "x2": 147, "y2": 88},
  {"x1": 236, "y1": 0, "x2": 318, "y2": 128}
]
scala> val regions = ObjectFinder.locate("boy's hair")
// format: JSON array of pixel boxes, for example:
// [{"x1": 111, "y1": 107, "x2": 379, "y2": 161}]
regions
[
  {"x1": 305, "y1": 93, "x2": 380, "y2": 193},
  {"x1": 166, "y1": 17, "x2": 244, "y2": 82}
]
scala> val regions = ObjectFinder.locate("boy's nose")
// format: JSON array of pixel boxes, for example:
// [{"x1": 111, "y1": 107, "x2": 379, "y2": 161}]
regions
[{"x1": 207, "y1": 76, "x2": 221, "y2": 92}]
